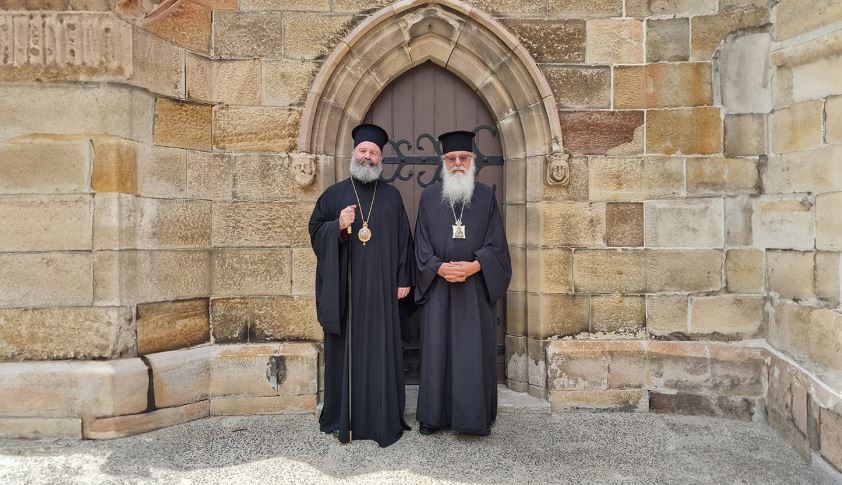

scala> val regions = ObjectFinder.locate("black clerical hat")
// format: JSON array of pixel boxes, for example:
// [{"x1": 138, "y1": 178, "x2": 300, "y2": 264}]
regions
[
  {"x1": 438, "y1": 130, "x2": 475, "y2": 154},
  {"x1": 352, "y1": 123, "x2": 389, "y2": 150}
]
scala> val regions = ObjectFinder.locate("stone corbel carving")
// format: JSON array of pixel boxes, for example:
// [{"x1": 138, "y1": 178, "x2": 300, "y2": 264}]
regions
[
  {"x1": 292, "y1": 153, "x2": 317, "y2": 187},
  {"x1": 545, "y1": 153, "x2": 571, "y2": 186}
]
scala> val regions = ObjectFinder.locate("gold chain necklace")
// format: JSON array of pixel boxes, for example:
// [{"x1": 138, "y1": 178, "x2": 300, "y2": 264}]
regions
[{"x1": 350, "y1": 178, "x2": 377, "y2": 246}]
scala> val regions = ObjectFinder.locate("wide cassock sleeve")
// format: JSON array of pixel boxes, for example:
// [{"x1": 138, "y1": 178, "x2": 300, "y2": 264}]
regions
[
  {"x1": 413, "y1": 194, "x2": 444, "y2": 304},
  {"x1": 308, "y1": 191, "x2": 346, "y2": 336},
  {"x1": 473, "y1": 195, "x2": 512, "y2": 303}
]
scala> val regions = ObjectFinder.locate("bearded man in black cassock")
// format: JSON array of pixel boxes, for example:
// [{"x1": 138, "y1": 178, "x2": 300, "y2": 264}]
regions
[
  {"x1": 308, "y1": 123, "x2": 414, "y2": 447},
  {"x1": 414, "y1": 130, "x2": 512, "y2": 437}
]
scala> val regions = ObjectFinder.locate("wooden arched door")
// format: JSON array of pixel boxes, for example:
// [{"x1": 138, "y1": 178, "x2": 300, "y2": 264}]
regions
[{"x1": 364, "y1": 61, "x2": 506, "y2": 383}]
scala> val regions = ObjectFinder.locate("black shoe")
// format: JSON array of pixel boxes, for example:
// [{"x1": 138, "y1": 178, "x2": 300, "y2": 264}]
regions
[{"x1": 418, "y1": 424, "x2": 437, "y2": 435}]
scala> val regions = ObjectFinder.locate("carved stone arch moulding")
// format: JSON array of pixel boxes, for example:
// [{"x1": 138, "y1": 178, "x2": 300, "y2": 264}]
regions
[{"x1": 297, "y1": 0, "x2": 566, "y2": 195}]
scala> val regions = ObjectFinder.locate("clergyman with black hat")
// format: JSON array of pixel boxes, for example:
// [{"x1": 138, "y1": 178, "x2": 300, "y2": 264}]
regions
[
  {"x1": 414, "y1": 130, "x2": 512, "y2": 437},
  {"x1": 308, "y1": 123, "x2": 414, "y2": 447}
]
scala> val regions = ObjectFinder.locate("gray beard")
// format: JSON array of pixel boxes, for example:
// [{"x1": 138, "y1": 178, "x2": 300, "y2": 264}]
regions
[
  {"x1": 349, "y1": 156, "x2": 382, "y2": 183},
  {"x1": 441, "y1": 165, "x2": 475, "y2": 207}
]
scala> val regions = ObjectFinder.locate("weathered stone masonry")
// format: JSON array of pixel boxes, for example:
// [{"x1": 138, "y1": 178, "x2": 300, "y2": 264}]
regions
[{"x1": 0, "y1": 0, "x2": 840, "y2": 473}]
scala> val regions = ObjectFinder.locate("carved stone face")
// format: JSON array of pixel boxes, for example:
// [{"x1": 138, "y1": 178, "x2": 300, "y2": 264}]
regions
[
  {"x1": 546, "y1": 154, "x2": 571, "y2": 186},
  {"x1": 292, "y1": 154, "x2": 316, "y2": 187}
]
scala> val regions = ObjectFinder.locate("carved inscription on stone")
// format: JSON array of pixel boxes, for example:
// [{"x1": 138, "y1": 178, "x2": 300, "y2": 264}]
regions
[{"x1": 0, "y1": 13, "x2": 132, "y2": 80}]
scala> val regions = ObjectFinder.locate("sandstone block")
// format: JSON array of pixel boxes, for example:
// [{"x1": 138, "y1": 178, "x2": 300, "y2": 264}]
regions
[
  {"x1": 0, "y1": 195, "x2": 91, "y2": 252},
  {"x1": 129, "y1": 27, "x2": 185, "y2": 99},
  {"x1": 94, "y1": 251, "x2": 120, "y2": 306},
  {"x1": 0, "y1": 252, "x2": 92, "y2": 308},
  {"x1": 210, "y1": 395, "x2": 316, "y2": 415},
  {"x1": 539, "y1": 156, "x2": 589, "y2": 202},
  {"x1": 263, "y1": 59, "x2": 318, "y2": 107},
  {"x1": 528, "y1": 293, "x2": 590, "y2": 339},
  {"x1": 211, "y1": 343, "x2": 318, "y2": 398},
  {"x1": 764, "y1": 145, "x2": 842, "y2": 194},
  {"x1": 820, "y1": 408, "x2": 842, "y2": 471},
  {"x1": 725, "y1": 196, "x2": 753, "y2": 246},
  {"x1": 0, "y1": 359, "x2": 148, "y2": 418},
  {"x1": 644, "y1": 198, "x2": 724, "y2": 248},
  {"x1": 141, "y1": 0, "x2": 212, "y2": 53},
  {"x1": 187, "y1": 151, "x2": 233, "y2": 201},
  {"x1": 767, "y1": 251, "x2": 816, "y2": 301},
  {"x1": 648, "y1": 0, "x2": 716, "y2": 16},
  {"x1": 816, "y1": 252, "x2": 841, "y2": 307},
  {"x1": 648, "y1": 341, "x2": 710, "y2": 393},
  {"x1": 590, "y1": 295, "x2": 645, "y2": 335},
  {"x1": 0, "y1": 141, "x2": 90, "y2": 195},
  {"x1": 90, "y1": 136, "x2": 138, "y2": 194},
  {"x1": 573, "y1": 249, "x2": 645, "y2": 294},
  {"x1": 0, "y1": 306, "x2": 133, "y2": 361},
  {"x1": 558, "y1": 111, "x2": 643, "y2": 155},
  {"x1": 724, "y1": 114, "x2": 767, "y2": 156},
  {"x1": 462, "y1": 0, "x2": 545, "y2": 16},
  {"x1": 153, "y1": 98, "x2": 213, "y2": 151},
  {"x1": 547, "y1": 0, "x2": 622, "y2": 17},
  {"x1": 137, "y1": 299, "x2": 210, "y2": 355},
  {"x1": 283, "y1": 13, "x2": 355, "y2": 60},
  {"x1": 585, "y1": 19, "x2": 643, "y2": 64},
  {"x1": 646, "y1": 295, "x2": 688, "y2": 336},
  {"x1": 717, "y1": 32, "x2": 772, "y2": 114},
  {"x1": 84, "y1": 401, "x2": 209, "y2": 439},
  {"x1": 136, "y1": 145, "x2": 187, "y2": 199},
  {"x1": 211, "y1": 298, "x2": 250, "y2": 343},
  {"x1": 646, "y1": 18, "x2": 689, "y2": 62},
  {"x1": 614, "y1": 63, "x2": 711, "y2": 109},
  {"x1": 547, "y1": 344, "x2": 608, "y2": 391},
  {"x1": 239, "y1": 0, "x2": 329, "y2": 10},
  {"x1": 691, "y1": 7, "x2": 769, "y2": 61},
  {"x1": 533, "y1": 248, "x2": 573, "y2": 293},
  {"x1": 775, "y1": 0, "x2": 842, "y2": 41},
  {"x1": 771, "y1": 100, "x2": 823, "y2": 154},
  {"x1": 686, "y1": 157, "x2": 759, "y2": 196},
  {"x1": 544, "y1": 66, "x2": 610, "y2": 109},
  {"x1": 605, "y1": 341, "x2": 649, "y2": 389},
  {"x1": 646, "y1": 250, "x2": 723, "y2": 293},
  {"x1": 817, "y1": 193, "x2": 842, "y2": 251},
  {"x1": 751, "y1": 198, "x2": 814, "y2": 250},
  {"x1": 507, "y1": 291, "x2": 527, "y2": 337},
  {"x1": 502, "y1": 19, "x2": 585, "y2": 63},
  {"x1": 588, "y1": 157, "x2": 684, "y2": 201},
  {"x1": 213, "y1": 106, "x2": 300, "y2": 153},
  {"x1": 647, "y1": 107, "x2": 722, "y2": 155},
  {"x1": 121, "y1": 197, "x2": 211, "y2": 250},
  {"x1": 212, "y1": 249, "x2": 291, "y2": 297},
  {"x1": 0, "y1": 416, "x2": 82, "y2": 439},
  {"x1": 769, "y1": 303, "x2": 842, "y2": 370},
  {"x1": 213, "y1": 12, "x2": 283, "y2": 58},
  {"x1": 650, "y1": 393, "x2": 756, "y2": 420},
  {"x1": 249, "y1": 297, "x2": 321, "y2": 342},
  {"x1": 234, "y1": 154, "x2": 322, "y2": 202},
  {"x1": 187, "y1": 55, "x2": 261, "y2": 106},
  {"x1": 828, "y1": 96, "x2": 842, "y2": 145},
  {"x1": 690, "y1": 295, "x2": 764, "y2": 337},
  {"x1": 606, "y1": 202, "x2": 644, "y2": 247},
  {"x1": 725, "y1": 249, "x2": 765, "y2": 294},
  {"x1": 211, "y1": 202, "x2": 312, "y2": 248},
  {"x1": 145, "y1": 346, "x2": 214, "y2": 408},
  {"x1": 120, "y1": 250, "x2": 211, "y2": 304},
  {"x1": 291, "y1": 248, "x2": 316, "y2": 295},
  {"x1": 549, "y1": 390, "x2": 648, "y2": 412},
  {"x1": 0, "y1": 84, "x2": 153, "y2": 143},
  {"x1": 539, "y1": 201, "x2": 606, "y2": 247}
]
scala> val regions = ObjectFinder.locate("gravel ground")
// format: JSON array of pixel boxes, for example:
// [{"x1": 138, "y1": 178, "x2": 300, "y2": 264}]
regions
[{"x1": 0, "y1": 410, "x2": 830, "y2": 484}]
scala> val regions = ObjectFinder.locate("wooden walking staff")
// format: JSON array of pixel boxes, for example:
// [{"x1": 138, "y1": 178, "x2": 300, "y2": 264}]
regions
[{"x1": 346, "y1": 231, "x2": 353, "y2": 443}]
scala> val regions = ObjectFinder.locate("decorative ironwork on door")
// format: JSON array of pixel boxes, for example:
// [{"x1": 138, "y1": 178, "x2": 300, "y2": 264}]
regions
[{"x1": 379, "y1": 125, "x2": 505, "y2": 188}]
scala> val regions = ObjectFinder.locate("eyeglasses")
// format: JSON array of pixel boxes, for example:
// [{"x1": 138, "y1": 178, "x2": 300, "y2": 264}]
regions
[{"x1": 444, "y1": 154, "x2": 472, "y2": 164}]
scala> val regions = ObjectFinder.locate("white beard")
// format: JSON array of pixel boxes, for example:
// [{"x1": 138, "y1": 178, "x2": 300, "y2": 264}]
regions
[
  {"x1": 441, "y1": 162, "x2": 475, "y2": 207},
  {"x1": 349, "y1": 156, "x2": 382, "y2": 183}
]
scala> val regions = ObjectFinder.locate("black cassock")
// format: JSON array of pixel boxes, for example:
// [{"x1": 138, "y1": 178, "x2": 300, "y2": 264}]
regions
[
  {"x1": 414, "y1": 182, "x2": 511, "y2": 435},
  {"x1": 308, "y1": 178, "x2": 414, "y2": 447}
]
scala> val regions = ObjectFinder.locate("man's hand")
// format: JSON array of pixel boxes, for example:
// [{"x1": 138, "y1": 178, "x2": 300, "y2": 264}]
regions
[
  {"x1": 451, "y1": 261, "x2": 481, "y2": 279},
  {"x1": 397, "y1": 287, "x2": 410, "y2": 299},
  {"x1": 338, "y1": 205, "x2": 357, "y2": 232},
  {"x1": 437, "y1": 262, "x2": 467, "y2": 283}
]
